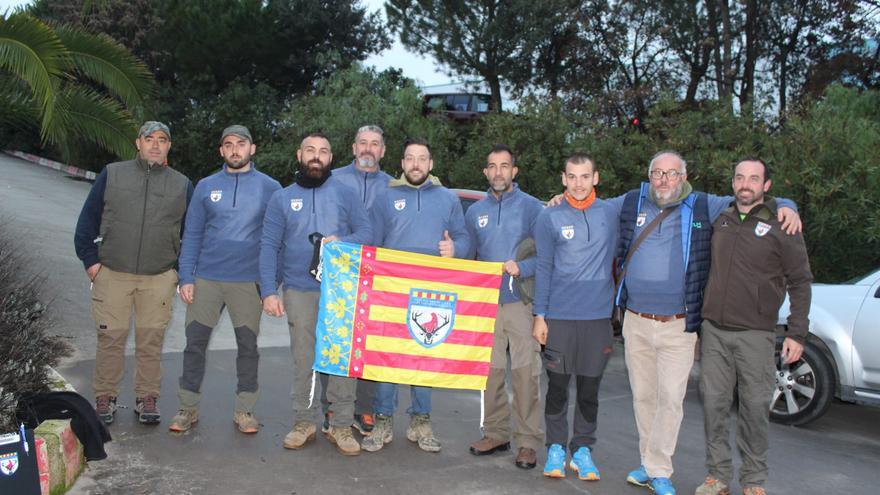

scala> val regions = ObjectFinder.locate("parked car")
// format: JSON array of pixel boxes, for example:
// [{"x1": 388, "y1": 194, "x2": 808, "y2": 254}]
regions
[
  {"x1": 452, "y1": 188, "x2": 486, "y2": 212},
  {"x1": 423, "y1": 93, "x2": 492, "y2": 122},
  {"x1": 773, "y1": 267, "x2": 880, "y2": 425}
]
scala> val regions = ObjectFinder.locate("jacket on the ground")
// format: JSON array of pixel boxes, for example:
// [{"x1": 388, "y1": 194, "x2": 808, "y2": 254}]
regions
[
  {"x1": 701, "y1": 198, "x2": 812, "y2": 342},
  {"x1": 178, "y1": 164, "x2": 281, "y2": 285},
  {"x1": 74, "y1": 158, "x2": 193, "y2": 275},
  {"x1": 533, "y1": 199, "x2": 620, "y2": 320},
  {"x1": 370, "y1": 178, "x2": 470, "y2": 258},
  {"x1": 332, "y1": 161, "x2": 392, "y2": 210},
  {"x1": 258, "y1": 176, "x2": 372, "y2": 297},
  {"x1": 465, "y1": 184, "x2": 543, "y2": 304}
]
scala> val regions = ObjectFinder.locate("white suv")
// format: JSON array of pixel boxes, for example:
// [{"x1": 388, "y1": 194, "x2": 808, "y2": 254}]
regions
[{"x1": 774, "y1": 268, "x2": 880, "y2": 425}]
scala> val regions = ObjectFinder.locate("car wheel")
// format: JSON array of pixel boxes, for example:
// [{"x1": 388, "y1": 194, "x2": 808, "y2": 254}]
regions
[{"x1": 769, "y1": 339, "x2": 834, "y2": 426}]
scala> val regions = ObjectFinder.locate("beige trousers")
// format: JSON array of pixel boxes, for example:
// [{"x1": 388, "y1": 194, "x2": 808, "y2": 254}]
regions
[
  {"x1": 623, "y1": 312, "x2": 697, "y2": 478},
  {"x1": 481, "y1": 301, "x2": 543, "y2": 451},
  {"x1": 91, "y1": 266, "x2": 177, "y2": 398}
]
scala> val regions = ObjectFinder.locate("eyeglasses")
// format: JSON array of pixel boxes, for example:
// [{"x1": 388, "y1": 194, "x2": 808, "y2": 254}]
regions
[{"x1": 649, "y1": 169, "x2": 683, "y2": 180}]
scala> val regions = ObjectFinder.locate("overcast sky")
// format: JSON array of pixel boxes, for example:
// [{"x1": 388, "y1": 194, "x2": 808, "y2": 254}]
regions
[{"x1": 1, "y1": 0, "x2": 454, "y2": 87}]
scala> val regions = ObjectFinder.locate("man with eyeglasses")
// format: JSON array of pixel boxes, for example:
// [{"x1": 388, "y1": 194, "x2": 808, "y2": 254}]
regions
[
  {"x1": 361, "y1": 137, "x2": 471, "y2": 454},
  {"x1": 617, "y1": 151, "x2": 801, "y2": 495}
]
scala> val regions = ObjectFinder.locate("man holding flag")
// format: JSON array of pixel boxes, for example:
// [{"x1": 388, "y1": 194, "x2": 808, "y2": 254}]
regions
[
  {"x1": 464, "y1": 144, "x2": 544, "y2": 469},
  {"x1": 361, "y1": 138, "x2": 471, "y2": 453},
  {"x1": 259, "y1": 133, "x2": 372, "y2": 456}
]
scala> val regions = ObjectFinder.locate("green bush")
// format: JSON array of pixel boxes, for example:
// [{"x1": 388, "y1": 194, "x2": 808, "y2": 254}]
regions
[{"x1": 0, "y1": 222, "x2": 70, "y2": 432}]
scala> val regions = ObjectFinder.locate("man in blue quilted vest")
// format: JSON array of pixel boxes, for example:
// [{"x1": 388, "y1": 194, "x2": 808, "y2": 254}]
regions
[{"x1": 617, "y1": 151, "x2": 801, "y2": 495}]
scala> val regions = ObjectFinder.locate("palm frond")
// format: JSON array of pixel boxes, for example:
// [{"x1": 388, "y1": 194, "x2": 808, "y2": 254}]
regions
[
  {"x1": 49, "y1": 87, "x2": 138, "y2": 160},
  {"x1": 0, "y1": 13, "x2": 66, "y2": 137},
  {"x1": 54, "y1": 25, "x2": 155, "y2": 118},
  {"x1": 0, "y1": 76, "x2": 39, "y2": 129}
]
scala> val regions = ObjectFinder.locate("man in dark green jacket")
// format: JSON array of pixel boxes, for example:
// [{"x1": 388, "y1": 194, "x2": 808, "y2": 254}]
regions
[
  {"x1": 696, "y1": 158, "x2": 812, "y2": 495},
  {"x1": 74, "y1": 121, "x2": 193, "y2": 425}
]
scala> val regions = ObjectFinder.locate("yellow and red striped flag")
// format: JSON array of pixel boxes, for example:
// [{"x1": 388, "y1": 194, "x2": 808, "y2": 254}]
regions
[{"x1": 314, "y1": 241, "x2": 502, "y2": 390}]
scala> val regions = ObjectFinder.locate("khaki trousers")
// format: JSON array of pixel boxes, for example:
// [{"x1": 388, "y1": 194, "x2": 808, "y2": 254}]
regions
[
  {"x1": 283, "y1": 289, "x2": 356, "y2": 426},
  {"x1": 623, "y1": 312, "x2": 697, "y2": 478},
  {"x1": 91, "y1": 266, "x2": 177, "y2": 398},
  {"x1": 481, "y1": 301, "x2": 543, "y2": 451}
]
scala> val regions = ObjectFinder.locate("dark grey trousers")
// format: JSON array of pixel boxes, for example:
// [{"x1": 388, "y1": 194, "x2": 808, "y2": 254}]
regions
[
  {"x1": 700, "y1": 320, "x2": 776, "y2": 489},
  {"x1": 178, "y1": 279, "x2": 262, "y2": 413},
  {"x1": 543, "y1": 318, "x2": 611, "y2": 451},
  {"x1": 320, "y1": 375, "x2": 376, "y2": 416}
]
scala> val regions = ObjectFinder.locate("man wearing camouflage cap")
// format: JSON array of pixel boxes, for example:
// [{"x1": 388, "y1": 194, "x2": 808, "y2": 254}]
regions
[
  {"x1": 168, "y1": 125, "x2": 281, "y2": 434},
  {"x1": 75, "y1": 121, "x2": 193, "y2": 425}
]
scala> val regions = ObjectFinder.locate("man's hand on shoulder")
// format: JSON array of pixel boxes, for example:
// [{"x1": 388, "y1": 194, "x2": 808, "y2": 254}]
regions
[{"x1": 778, "y1": 207, "x2": 802, "y2": 235}]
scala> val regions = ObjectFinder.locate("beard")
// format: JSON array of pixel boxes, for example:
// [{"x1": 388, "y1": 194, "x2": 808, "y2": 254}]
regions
[
  {"x1": 649, "y1": 181, "x2": 684, "y2": 206},
  {"x1": 300, "y1": 158, "x2": 328, "y2": 178},
  {"x1": 736, "y1": 188, "x2": 763, "y2": 206},
  {"x1": 356, "y1": 153, "x2": 377, "y2": 169},
  {"x1": 404, "y1": 169, "x2": 428, "y2": 186},
  {"x1": 225, "y1": 154, "x2": 251, "y2": 169},
  {"x1": 490, "y1": 177, "x2": 512, "y2": 193}
]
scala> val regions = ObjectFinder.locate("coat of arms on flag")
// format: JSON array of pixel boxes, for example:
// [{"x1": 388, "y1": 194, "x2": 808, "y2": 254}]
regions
[{"x1": 314, "y1": 241, "x2": 503, "y2": 390}]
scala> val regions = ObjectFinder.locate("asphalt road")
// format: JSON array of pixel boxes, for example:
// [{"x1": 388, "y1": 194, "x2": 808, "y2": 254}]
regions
[{"x1": 1, "y1": 153, "x2": 878, "y2": 495}]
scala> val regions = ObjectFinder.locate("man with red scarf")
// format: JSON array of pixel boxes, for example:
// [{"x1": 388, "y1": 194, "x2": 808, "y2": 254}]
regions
[{"x1": 532, "y1": 153, "x2": 620, "y2": 482}]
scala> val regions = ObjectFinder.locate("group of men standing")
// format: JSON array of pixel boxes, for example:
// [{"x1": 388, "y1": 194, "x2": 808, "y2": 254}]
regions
[{"x1": 74, "y1": 120, "x2": 812, "y2": 495}]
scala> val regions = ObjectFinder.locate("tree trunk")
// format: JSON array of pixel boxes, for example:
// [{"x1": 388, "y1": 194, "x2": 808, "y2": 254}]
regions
[{"x1": 739, "y1": 0, "x2": 759, "y2": 109}]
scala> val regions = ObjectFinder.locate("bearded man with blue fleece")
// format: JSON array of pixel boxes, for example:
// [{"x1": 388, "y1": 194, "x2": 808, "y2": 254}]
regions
[
  {"x1": 319, "y1": 124, "x2": 393, "y2": 435},
  {"x1": 361, "y1": 138, "x2": 471, "y2": 454},
  {"x1": 259, "y1": 133, "x2": 373, "y2": 456},
  {"x1": 169, "y1": 125, "x2": 281, "y2": 435},
  {"x1": 617, "y1": 151, "x2": 801, "y2": 495},
  {"x1": 532, "y1": 153, "x2": 621, "y2": 482},
  {"x1": 464, "y1": 144, "x2": 544, "y2": 469}
]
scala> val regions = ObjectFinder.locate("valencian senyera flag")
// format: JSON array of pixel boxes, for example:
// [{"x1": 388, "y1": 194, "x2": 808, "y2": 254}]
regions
[{"x1": 314, "y1": 241, "x2": 503, "y2": 391}]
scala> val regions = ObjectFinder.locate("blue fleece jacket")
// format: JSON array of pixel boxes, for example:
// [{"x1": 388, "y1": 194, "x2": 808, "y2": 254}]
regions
[
  {"x1": 533, "y1": 199, "x2": 621, "y2": 320},
  {"x1": 623, "y1": 187, "x2": 796, "y2": 316},
  {"x1": 258, "y1": 176, "x2": 372, "y2": 297},
  {"x1": 332, "y1": 161, "x2": 392, "y2": 210},
  {"x1": 178, "y1": 164, "x2": 281, "y2": 285},
  {"x1": 465, "y1": 184, "x2": 543, "y2": 304},
  {"x1": 370, "y1": 180, "x2": 470, "y2": 258}
]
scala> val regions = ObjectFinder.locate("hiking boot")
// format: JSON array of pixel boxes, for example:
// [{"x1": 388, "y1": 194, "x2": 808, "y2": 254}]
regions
[
  {"x1": 406, "y1": 413, "x2": 441, "y2": 452},
  {"x1": 468, "y1": 436, "x2": 510, "y2": 456},
  {"x1": 95, "y1": 395, "x2": 117, "y2": 425},
  {"x1": 325, "y1": 425, "x2": 361, "y2": 456},
  {"x1": 134, "y1": 395, "x2": 161, "y2": 424},
  {"x1": 651, "y1": 477, "x2": 677, "y2": 495},
  {"x1": 742, "y1": 488, "x2": 766, "y2": 495},
  {"x1": 353, "y1": 413, "x2": 375, "y2": 435},
  {"x1": 627, "y1": 465, "x2": 650, "y2": 487},
  {"x1": 168, "y1": 408, "x2": 199, "y2": 432},
  {"x1": 361, "y1": 414, "x2": 393, "y2": 452},
  {"x1": 233, "y1": 411, "x2": 259, "y2": 434},
  {"x1": 515, "y1": 447, "x2": 537, "y2": 469},
  {"x1": 570, "y1": 446, "x2": 600, "y2": 481},
  {"x1": 283, "y1": 421, "x2": 316, "y2": 449},
  {"x1": 695, "y1": 476, "x2": 730, "y2": 495},
  {"x1": 543, "y1": 444, "x2": 566, "y2": 478},
  {"x1": 322, "y1": 411, "x2": 333, "y2": 434}
]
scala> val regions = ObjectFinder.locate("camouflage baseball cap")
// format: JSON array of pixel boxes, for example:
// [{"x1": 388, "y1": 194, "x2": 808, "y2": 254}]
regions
[
  {"x1": 220, "y1": 125, "x2": 253, "y2": 144},
  {"x1": 138, "y1": 121, "x2": 171, "y2": 139}
]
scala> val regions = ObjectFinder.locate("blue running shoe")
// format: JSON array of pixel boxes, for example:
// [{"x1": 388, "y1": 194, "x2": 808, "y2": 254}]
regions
[
  {"x1": 570, "y1": 446, "x2": 600, "y2": 480},
  {"x1": 627, "y1": 465, "x2": 650, "y2": 487},
  {"x1": 650, "y1": 477, "x2": 676, "y2": 495},
  {"x1": 543, "y1": 444, "x2": 566, "y2": 478}
]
